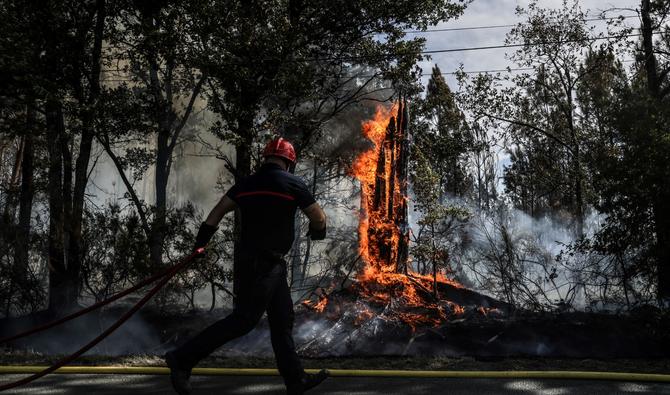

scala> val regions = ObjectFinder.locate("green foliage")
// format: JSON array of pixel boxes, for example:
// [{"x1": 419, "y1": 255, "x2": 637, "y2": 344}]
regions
[
  {"x1": 81, "y1": 204, "x2": 151, "y2": 302},
  {"x1": 460, "y1": 0, "x2": 625, "y2": 233},
  {"x1": 576, "y1": 79, "x2": 670, "y2": 289},
  {"x1": 80, "y1": 203, "x2": 234, "y2": 311},
  {"x1": 0, "y1": 227, "x2": 46, "y2": 317},
  {"x1": 409, "y1": 65, "x2": 475, "y2": 284},
  {"x1": 413, "y1": 65, "x2": 473, "y2": 199},
  {"x1": 410, "y1": 146, "x2": 470, "y2": 279},
  {"x1": 188, "y1": 0, "x2": 468, "y2": 169}
]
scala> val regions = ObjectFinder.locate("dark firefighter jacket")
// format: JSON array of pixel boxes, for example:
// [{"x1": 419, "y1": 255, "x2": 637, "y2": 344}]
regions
[{"x1": 225, "y1": 162, "x2": 316, "y2": 255}]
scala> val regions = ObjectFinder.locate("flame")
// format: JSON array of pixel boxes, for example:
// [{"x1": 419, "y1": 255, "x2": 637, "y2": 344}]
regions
[
  {"x1": 313, "y1": 296, "x2": 328, "y2": 312},
  {"x1": 344, "y1": 104, "x2": 466, "y2": 329},
  {"x1": 352, "y1": 104, "x2": 399, "y2": 269},
  {"x1": 478, "y1": 307, "x2": 502, "y2": 317},
  {"x1": 303, "y1": 104, "x2": 502, "y2": 330},
  {"x1": 302, "y1": 294, "x2": 329, "y2": 313},
  {"x1": 354, "y1": 306, "x2": 375, "y2": 326}
]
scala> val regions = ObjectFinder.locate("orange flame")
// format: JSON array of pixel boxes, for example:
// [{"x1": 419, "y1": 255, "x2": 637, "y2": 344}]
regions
[
  {"x1": 302, "y1": 295, "x2": 328, "y2": 313},
  {"x1": 352, "y1": 104, "x2": 399, "y2": 270},
  {"x1": 347, "y1": 104, "x2": 466, "y2": 328}
]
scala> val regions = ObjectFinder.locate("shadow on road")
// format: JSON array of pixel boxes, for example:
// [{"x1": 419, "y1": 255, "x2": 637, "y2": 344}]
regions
[{"x1": 2, "y1": 374, "x2": 670, "y2": 394}]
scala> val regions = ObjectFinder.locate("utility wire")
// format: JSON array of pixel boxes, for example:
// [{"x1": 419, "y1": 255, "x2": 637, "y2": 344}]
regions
[
  {"x1": 99, "y1": 69, "x2": 527, "y2": 82},
  {"x1": 418, "y1": 32, "x2": 656, "y2": 55},
  {"x1": 426, "y1": 67, "x2": 534, "y2": 76},
  {"x1": 99, "y1": 32, "x2": 657, "y2": 81},
  {"x1": 418, "y1": 58, "x2": 636, "y2": 78},
  {"x1": 286, "y1": 32, "x2": 657, "y2": 61},
  {"x1": 100, "y1": 59, "x2": 637, "y2": 82},
  {"x1": 404, "y1": 15, "x2": 639, "y2": 34}
]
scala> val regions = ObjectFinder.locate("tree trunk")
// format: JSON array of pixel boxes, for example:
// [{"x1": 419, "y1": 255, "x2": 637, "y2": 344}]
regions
[
  {"x1": 46, "y1": 99, "x2": 72, "y2": 313},
  {"x1": 363, "y1": 98, "x2": 411, "y2": 273},
  {"x1": 387, "y1": 112, "x2": 397, "y2": 220},
  {"x1": 297, "y1": 157, "x2": 319, "y2": 288},
  {"x1": 396, "y1": 97, "x2": 411, "y2": 274},
  {"x1": 373, "y1": 142, "x2": 387, "y2": 211},
  {"x1": 641, "y1": 0, "x2": 670, "y2": 300},
  {"x1": 139, "y1": 4, "x2": 171, "y2": 270},
  {"x1": 150, "y1": 130, "x2": 170, "y2": 269},
  {"x1": 572, "y1": 144, "x2": 584, "y2": 237},
  {"x1": 1, "y1": 137, "x2": 24, "y2": 226},
  {"x1": 68, "y1": 127, "x2": 93, "y2": 303},
  {"x1": 14, "y1": 104, "x2": 36, "y2": 283},
  {"x1": 68, "y1": 0, "x2": 105, "y2": 294},
  {"x1": 641, "y1": 0, "x2": 659, "y2": 98},
  {"x1": 232, "y1": 119, "x2": 255, "y2": 304},
  {"x1": 61, "y1": 128, "x2": 73, "y2": 293}
]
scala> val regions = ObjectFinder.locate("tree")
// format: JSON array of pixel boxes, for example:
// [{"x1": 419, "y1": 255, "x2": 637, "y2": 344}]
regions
[
  {"x1": 586, "y1": 0, "x2": 670, "y2": 301},
  {"x1": 410, "y1": 147, "x2": 470, "y2": 296},
  {"x1": 0, "y1": 0, "x2": 47, "y2": 315},
  {"x1": 0, "y1": 0, "x2": 109, "y2": 312},
  {"x1": 408, "y1": 67, "x2": 474, "y2": 293},
  {"x1": 415, "y1": 65, "x2": 473, "y2": 199},
  {"x1": 462, "y1": 0, "x2": 611, "y2": 236},
  {"x1": 99, "y1": 0, "x2": 206, "y2": 270}
]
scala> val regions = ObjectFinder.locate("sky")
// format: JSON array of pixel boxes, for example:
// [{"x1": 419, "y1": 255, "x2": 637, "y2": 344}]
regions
[{"x1": 414, "y1": 0, "x2": 641, "y2": 89}]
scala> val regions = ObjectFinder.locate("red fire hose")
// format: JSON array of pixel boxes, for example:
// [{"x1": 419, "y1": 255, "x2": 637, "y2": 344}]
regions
[
  {"x1": 0, "y1": 248, "x2": 205, "y2": 392},
  {"x1": 0, "y1": 254, "x2": 190, "y2": 345}
]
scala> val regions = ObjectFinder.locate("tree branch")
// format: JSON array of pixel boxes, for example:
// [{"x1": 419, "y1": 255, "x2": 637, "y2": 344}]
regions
[
  {"x1": 96, "y1": 135, "x2": 152, "y2": 238},
  {"x1": 479, "y1": 111, "x2": 573, "y2": 152}
]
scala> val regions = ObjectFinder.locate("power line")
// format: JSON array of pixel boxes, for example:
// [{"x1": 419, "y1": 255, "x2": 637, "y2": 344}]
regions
[
  {"x1": 404, "y1": 15, "x2": 639, "y2": 34},
  {"x1": 99, "y1": 68, "x2": 526, "y2": 82},
  {"x1": 427, "y1": 67, "x2": 534, "y2": 76},
  {"x1": 100, "y1": 59, "x2": 638, "y2": 82},
  {"x1": 419, "y1": 58, "x2": 636, "y2": 78},
  {"x1": 273, "y1": 32, "x2": 651, "y2": 61},
  {"x1": 99, "y1": 33, "x2": 656, "y2": 78},
  {"x1": 420, "y1": 32, "x2": 655, "y2": 55}
]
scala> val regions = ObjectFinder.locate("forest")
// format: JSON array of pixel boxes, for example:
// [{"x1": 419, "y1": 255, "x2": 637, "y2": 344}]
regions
[{"x1": 0, "y1": 0, "x2": 669, "y2": 360}]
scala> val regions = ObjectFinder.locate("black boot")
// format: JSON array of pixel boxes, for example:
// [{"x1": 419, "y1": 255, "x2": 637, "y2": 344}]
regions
[
  {"x1": 287, "y1": 369, "x2": 330, "y2": 395},
  {"x1": 165, "y1": 351, "x2": 192, "y2": 395}
]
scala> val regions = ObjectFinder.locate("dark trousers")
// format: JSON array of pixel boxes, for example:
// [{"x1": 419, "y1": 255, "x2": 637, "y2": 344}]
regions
[{"x1": 173, "y1": 256, "x2": 304, "y2": 385}]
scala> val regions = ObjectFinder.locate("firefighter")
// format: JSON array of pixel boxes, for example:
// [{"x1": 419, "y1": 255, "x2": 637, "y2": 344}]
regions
[{"x1": 165, "y1": 137, "x2": 329, "y2": 395}]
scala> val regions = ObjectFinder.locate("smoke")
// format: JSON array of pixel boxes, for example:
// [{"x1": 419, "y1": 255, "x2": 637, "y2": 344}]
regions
[
  {"x1": 87, "y1": 99, "x2": 231, "y2": 214},
  {"x1": 459, "y1": 200, "x2": 604, "y2": 309},
  {"x1": 4, "y1": 305, "x2": 160, "y2": 356}
]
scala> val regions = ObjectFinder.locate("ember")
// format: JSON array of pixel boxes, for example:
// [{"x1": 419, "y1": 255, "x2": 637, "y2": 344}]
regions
[{"x1": 302, "y1": 296, "x2": 328, "y2": 313}]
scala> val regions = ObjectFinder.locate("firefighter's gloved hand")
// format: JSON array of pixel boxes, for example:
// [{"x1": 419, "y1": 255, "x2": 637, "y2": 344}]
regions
[
  {"x1": 306, "y1": 224, "x2": 326, "y2": 241},
  {"x1": 194, "y1": 222, "x2": 218, "y2": 252}
]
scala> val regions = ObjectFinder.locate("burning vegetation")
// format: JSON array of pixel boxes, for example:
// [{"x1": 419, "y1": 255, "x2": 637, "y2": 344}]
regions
[{"x1": 303, "y1": 102, "x2": 508, "y2": 332}]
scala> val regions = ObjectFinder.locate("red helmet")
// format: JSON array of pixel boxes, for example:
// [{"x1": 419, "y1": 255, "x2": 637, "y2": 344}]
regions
[{"x1": 262, "y1": 137, "x2": 297, "y2": 164}]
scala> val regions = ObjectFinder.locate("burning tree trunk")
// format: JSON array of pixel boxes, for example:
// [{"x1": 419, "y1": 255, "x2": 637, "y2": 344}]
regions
[
  {"x1": 355, "y1": 98, "x2": 411, "y2": 273},
  {"x1": 396, "y1": 97, "x2": 411, "y2": 274},
  {"x1": 303, "y1": 99, "x2": 509, "y2": 331}
]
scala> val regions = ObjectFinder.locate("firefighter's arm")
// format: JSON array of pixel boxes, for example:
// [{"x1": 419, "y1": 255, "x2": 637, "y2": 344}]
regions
[
  {"x1": 302, "y1": 202, "x2": 327, "y2": 240},
  {"x1": 205, "y1": 195, "x2": 237, "y2": 226},
  {"x1": 194, "y1": 196, "x2": 237, "y2": 250}
]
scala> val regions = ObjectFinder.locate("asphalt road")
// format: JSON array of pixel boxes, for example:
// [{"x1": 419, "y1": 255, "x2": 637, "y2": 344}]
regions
[{"x1": 2, "y1": 374, "x2": 670, "y2": 395}]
